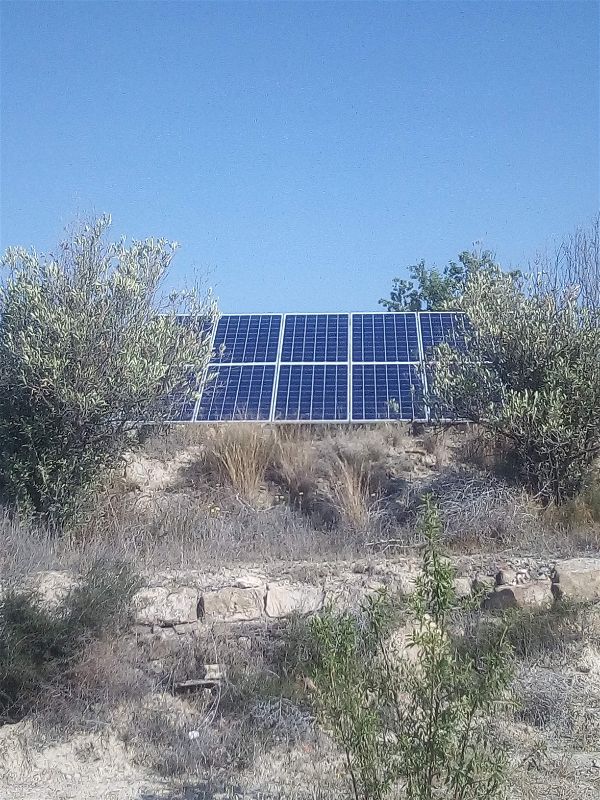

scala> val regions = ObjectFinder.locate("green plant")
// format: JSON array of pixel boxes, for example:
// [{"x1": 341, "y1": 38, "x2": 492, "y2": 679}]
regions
[
  {"x1": 431, "y1": 260, "x2": 600, "y2": 503},
  {"x1": 0, "y1": 215, "x2": 216, "y2": 522},
  {"x1": 0, "y1": 560, "x2": 138, "y2": 722},
  {"x1": 379, "y1": 250, "x2": 516, "y2": 312},
  {"x1": 309, "y1": 497, "x2": 513, "y2": 800}
]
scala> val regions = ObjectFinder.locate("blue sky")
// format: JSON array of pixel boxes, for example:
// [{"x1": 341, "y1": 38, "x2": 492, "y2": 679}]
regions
[{"x1": 1, "y1": 1, "x2": 598, "y2": 313}]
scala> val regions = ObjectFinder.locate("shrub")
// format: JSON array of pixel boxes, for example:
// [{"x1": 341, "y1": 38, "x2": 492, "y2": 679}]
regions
[
  {"x1": 0, "y1": 560, "x2": 138, "y2": 722},
  {"x1": 432, "y1": 258, "x2": 600, "y2": 503},
  {"x1": 0, "y1": 215, "x2": 216, "y2": 522},
  {"x1": 309, "y1": 497, "x2": 513, "y2": 800},
  {"x1": 421, "y1": 467, "x2": 540, "y2": 550}
]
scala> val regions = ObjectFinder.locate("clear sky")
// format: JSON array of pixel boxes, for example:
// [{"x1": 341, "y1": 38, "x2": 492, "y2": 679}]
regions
[{"x1": 1, "y1": 1, "x2": 598, "y2": 313}]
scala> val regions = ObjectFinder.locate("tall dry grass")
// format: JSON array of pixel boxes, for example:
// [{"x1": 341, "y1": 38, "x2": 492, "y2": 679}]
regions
[
  {"x1": 320, "y1": 455, "x2": 380, "y2": 530},
  {"x1": 200, "y1": 424, "x2": 278, "y2": 500}
]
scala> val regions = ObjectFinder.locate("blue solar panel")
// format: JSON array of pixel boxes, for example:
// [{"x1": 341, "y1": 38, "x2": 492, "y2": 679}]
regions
[
  {"x1": 419, "y1": 312, "x2": 467, "y2": 356},
  {"x1": 196, "y1": 365, "x2": 275, "y2": 421},
  {"x1": 211, "y1": 315, "x2": 281, "y2": 364},
  {"x1": 164, "y1": 310, "x2": 472, "y2": 424},
  {"x1": 281, "y1": 314, "x2": 348, "y2": 362},
  {"x1": 352, "y1": 313, "x2": 420, "y2": 362},
  {"x1": 164, "y1": 371, "x2": 199, "y2": 422},
  {"x1": 274, "y1": 364, "x2": 348, "y2": 420},
  {"x1": 351, "y1": 364, "x2": 426, "y2": 421}
]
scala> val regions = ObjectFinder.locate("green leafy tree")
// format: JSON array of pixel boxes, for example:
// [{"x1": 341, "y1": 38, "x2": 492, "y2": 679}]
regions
[
  {"x1": 379, "y1": 250, "x2": 510, "y2": 312},
  {"x1": 0, "y1": 215, "x2": 216, "y2": 522},
  {"x1": 430, "y1": 267, "x2": 600, "y2": 504},
  {"x1": 310, "y1": 498, "x2": 513, "y2": 800}
]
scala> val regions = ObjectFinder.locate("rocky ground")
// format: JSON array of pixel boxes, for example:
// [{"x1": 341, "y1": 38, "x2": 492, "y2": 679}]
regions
[{"x1": 2, "y1": 424, "x2": 600, "y2": 799}]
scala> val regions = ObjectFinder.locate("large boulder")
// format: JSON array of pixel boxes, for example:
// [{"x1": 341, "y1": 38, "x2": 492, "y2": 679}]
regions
[
  {"x1": 552, "y1": 559, "x2": 600, "y2": 603},
  {"x1": 200, "y1": 586, "x2": 264, "y2": 622},
  {"x1": 132, "y1": 586, "x2": 198, "y2": 626},
  {"x1": 265, "y1": 583, "x2": 324, "y2": 618},
  {"x1": 484, "y1": 581, "x2": 553, "y2": 611}
]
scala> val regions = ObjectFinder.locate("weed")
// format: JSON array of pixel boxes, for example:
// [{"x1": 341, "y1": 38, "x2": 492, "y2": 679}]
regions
[{"x1": 309, "y1": 498, "x2": 513, "y2": 800}]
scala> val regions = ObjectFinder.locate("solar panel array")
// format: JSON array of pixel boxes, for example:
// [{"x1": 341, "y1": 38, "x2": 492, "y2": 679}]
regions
[{"x1": 174, "y1": 312, "x2": 466, "y2": 423}]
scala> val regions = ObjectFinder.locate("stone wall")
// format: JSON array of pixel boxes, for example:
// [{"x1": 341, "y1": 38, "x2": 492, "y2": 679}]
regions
[
  {"x1": 126, "y1": 557, "x2": 600, "y2": 634},
  {"x1": 12, "y1": 557, "x2": 600, "y2": 642}
]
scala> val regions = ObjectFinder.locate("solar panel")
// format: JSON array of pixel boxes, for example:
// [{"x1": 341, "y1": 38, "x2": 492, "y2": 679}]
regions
[
  {"x1": 163, "y1": 370, "x2": 199, "y2": 422},
  {"x1": 274, "y1": 364, "x2": 348, "y2": 420},
  {"x1": 352, "y1": 313, "x2": 420, "y2": 362},
  {"x1": 211, "y1": 314, "x2": 281, "y2": 363},
  {"x1": 352, "y1": 363, "x2": 426, "y2": 421},
  {"x1": 281, "y1": 314, "x2": 348, "y2": 362},
  {"x1": 196, "y1": 364, "x2": 275, "y2": 421},
  {"x1": 419, "y1": 312, "x2": 467, "y2": 356},
  {"x1": 179, "y1": 310, "x2": 468, "y2": 424}
]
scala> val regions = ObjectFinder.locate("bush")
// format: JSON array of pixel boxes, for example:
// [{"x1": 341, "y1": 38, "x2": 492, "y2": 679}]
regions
[
  {"x1": 0, "y1": 560, "x2": 138, "y2": 722},
  {"x1": 309, "y1": 498, "x2": 513, "y2": 800},
  {"x1": 432, "y1": 245, "x2": 600, "y2": 503},
  {"x1": 0, "y1": 215, "x2": 216, "y2": 522}
]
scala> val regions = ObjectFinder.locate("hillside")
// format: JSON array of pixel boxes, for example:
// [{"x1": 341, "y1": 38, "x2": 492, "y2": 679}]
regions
[{"x1": 1, "y1": 423, "x2": 599, "y2": 799}]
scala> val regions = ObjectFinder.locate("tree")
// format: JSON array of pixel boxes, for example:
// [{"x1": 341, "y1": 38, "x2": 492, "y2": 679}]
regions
[
  {"x1": 310, "y1": 498, "x2": 513, "y2": 800},
  {"x1": 379, "y1": 250, "x2": 510, "y2": 312},
  {"x1": 0, "y1": 215, "x2": 216, "y2": 522},
  {"x1": 430, "y1": 261, "x2": 600, "y2": 504},
  {"x1": 532, "y1": 212, "x2": 600, "y2": 312}
]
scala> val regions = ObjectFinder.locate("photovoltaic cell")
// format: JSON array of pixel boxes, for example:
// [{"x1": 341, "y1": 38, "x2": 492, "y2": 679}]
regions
[
  {"x1": 352, "y1": 313, "x2": 420, "y2": 362},
  {"x1": 351, "y1": 364, "x2": 426, "y2": 421},
  {"x1": 419, "y1": 312, "x2": 467, "y2": 355},
  {"x1": 211, "y1": 315, "x2": 281, "y2": 363},
  {"x1": 281, "y1": 314, "x2": 348, "y2": 362},
  {"x1": 196, "y1": 365, "x2": 275, "y2": 421},
  {"x1": 274, "y1": 364, "x2": 348, "y2": 420}
]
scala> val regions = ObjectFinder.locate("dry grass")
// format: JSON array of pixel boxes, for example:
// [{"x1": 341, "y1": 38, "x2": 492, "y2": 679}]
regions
[
  {"x1": 415, "y1": 467, "x2": 544, "y2": 551},
  {"x1": 0, "y1": 500, "x2": 372, "y2": 579},
  {"x1": 199, "y1": 424, "x2": 279, "y2": 500},
  {"x1": 319, "y1": 455, "x2": 380, "y2": 530}
]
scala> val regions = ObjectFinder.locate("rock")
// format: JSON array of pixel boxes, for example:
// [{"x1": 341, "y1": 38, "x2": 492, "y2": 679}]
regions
[
  {"x1": 147, "y1": 628, "x2": 180, "y2": 661},
  {"x1": 234, "y1": 576, "x2": 265, "y2": 589},
  {"x1": 132, "y1": 586, "x2": 198, "y2": 626},
  {"x1": 265, "y1": 583, "x2": 324, "y2": 618},
  {"x1": 200, "y1": 586, "x2": 264, "y2": 622},
  {"x1": 484, "y1": 581, "x2": 553, "y2": 611},
  {"x1": 173, "y1": 622, "x2": 200, "y2": 635},
  {"x1": 386, "y1": 622, "x2": 422, "y2": 665},
  {"x1": 453, "y1": 577, "x2": 472, "y2": 599},
  {"x1": 366, "y1": 579, "x2": 387, "y2": 593},
  {"x1": 552, "y1": 558, "x2": 600, "y2": 602},
  {"x1": 23, "y1": 570, "x2": 79, "y2": 610},
  {"x1": 496, "y1": 568, "x2": 517, "y2": 586}
]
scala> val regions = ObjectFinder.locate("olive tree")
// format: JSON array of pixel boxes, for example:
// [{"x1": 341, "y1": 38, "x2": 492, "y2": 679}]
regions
[
  {"x1": 0, "y1": 215, "x2": 216, "y2": 522},
  {"x1": 431, "y1": 265, "x2": 600, "y2": 504}
]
